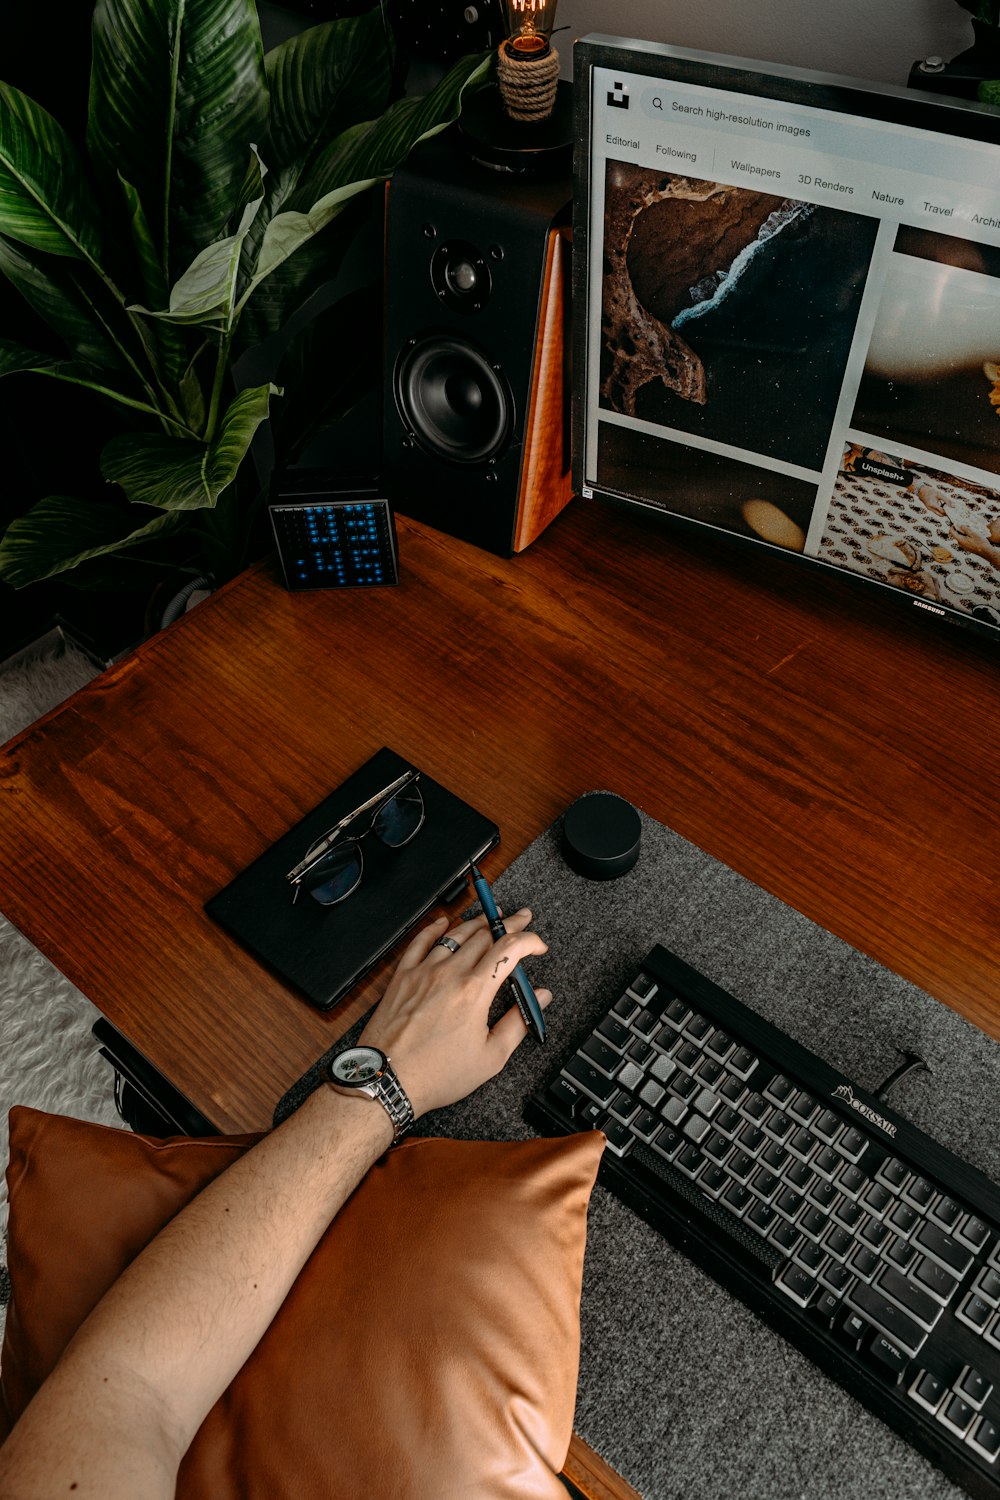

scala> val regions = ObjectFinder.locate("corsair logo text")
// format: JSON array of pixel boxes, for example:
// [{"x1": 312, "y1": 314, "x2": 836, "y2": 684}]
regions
[{"x1": 832, "y1": 1082, "x2": 897, "y2": 1138}]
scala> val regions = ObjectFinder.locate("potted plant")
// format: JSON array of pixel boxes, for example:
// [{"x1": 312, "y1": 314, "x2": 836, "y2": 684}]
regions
[{"x1": 0, "y1": 0, "x2": 488, "y2": 602}]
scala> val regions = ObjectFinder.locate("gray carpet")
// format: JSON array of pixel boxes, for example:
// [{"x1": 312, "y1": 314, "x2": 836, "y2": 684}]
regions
[{"x1": 279, "y1": 801, "x2": 1000, "y2": 1500}]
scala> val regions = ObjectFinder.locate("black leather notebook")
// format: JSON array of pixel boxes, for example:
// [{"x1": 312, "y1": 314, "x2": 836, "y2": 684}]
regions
[{"x1": 205, "y1": 747, "x2": 499, "y2": 1010}]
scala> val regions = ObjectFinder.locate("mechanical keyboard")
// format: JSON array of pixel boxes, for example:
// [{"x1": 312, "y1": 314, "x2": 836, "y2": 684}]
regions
[{"x1": 526, "y1": 944, "x2": 1000, "y2": 1499}]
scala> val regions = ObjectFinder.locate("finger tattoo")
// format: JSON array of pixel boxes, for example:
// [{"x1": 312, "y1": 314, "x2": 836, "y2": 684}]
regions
[{"x1": 492, "y1": 956, "x2": 510, "y2": 979}]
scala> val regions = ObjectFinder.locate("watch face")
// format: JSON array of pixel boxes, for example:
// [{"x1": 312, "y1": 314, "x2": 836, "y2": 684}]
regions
[{"x1": 331, "y1": 1046, "x2": 384, "y2": 1086}]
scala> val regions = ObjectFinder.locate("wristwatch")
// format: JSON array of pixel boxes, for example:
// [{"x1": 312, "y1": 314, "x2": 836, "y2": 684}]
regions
[{"x1": 325, "y1": 1045, "x2": 415, "y2": 1143}]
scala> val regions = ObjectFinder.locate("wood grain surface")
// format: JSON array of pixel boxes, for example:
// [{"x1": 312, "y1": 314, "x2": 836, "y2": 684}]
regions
[
  {"x1": 2, "y1": 499, "x2": 999, "y2": 1500},
  {"x1": 1, "y1": 499, "x2": 998, "y2": 1140}
]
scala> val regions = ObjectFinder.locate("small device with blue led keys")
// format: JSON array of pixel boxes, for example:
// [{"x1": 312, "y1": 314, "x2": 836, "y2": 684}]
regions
[{"x1": 268, "y1": 470, "x2": 399, "y2": 592}]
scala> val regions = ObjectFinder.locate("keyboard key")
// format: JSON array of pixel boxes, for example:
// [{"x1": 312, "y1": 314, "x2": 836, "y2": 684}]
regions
[
  {"x1": 812, "y1": 1108, "x2": 842, "y2": 1143},
  {"x1": 956, "y1": 1215, "x2": 990, "y2": 1253},
  {"x1": 631, "y1": 1108, "x2": 661, "y2": 1142},
  {"x1": 849, "y1": 1245, "x2": 880, "y2": 1282},
  {"x1": 908, "y1": 1369, "x2": 946, "y2": 1414},
  {"x1": 696, "y1": 1059, "x2": 724, "y2": 1088},
  {"x1": 548, "y1": 1076, "x2": 584, "y2": 1115},
  {"x1": 846, "y1": 1282, "x2": 928, "y2": 1356},
  {"x1": 612, "y1": 992, "x2": 640, "y2": 1023},
  {"x1": 765, "y1": 1073, "x2": 796, "y2": 1105},
  {"x1": 626, "y1": 1038, "x2": 654, "y2": 1067},
  {"x1": 938, "y1": 1394, "x2": 975, "y2": 1438},
  {"x1": 639, "y1": 1078, "x2": 667, "y2": 1109},
  {"x1": 887, "y1": 1201, "x2": 918, "y2": 1237},
  {"x1": 788, "y1": 1091, "x2": 819, "y2": 1125},
  {"x1": 875, "y1": 1265, "x2": 941, "y2": 1331},
  {"x1": 599, "y1": 1116, "x2": 635, "y2": 1158},
  {"x1": 912, "y1": 1255, "x2": 960, "y2": 1306},
  {"x1": 774, "y1": 1262, "x2": 818, "y2": 1307},
  {"x1": 715, "y1": 1105, "x2": 742, "y2": 1136},
  {"x1": 661, "y1": 1095, "x2": 687, "y2": 1127},
  {"x1": 651, "y1": 1127, "x2": 683, "y2": 1162},
  {"x1": 719, "y1": 1076, "x2": 748, "y2": 1107},
  {"x1": 699, "y1": 1162, "x2": 728, "y2": 1198},
  {"x1": 974, "y1": 1267, "x2": 1000, "y2": 1306},
  {"x1": 738, "y1": 1124, "x2": 765, "y2": 1155},
  {"x1": 886, "y1": 1237, "x2": 916, "y2": 1272},
  {"x1": 859, "y1": 1182, "x2": 892, "y2": 1218},
  {"x1": 729, "y1": 1149, "x2": 755, "y2": 1183},
  {"x1": 676, "y1": 1143, "x2": 705, "y2": 1178},
  {"x1": 742, "y1": 1092, "x2": 769, "y2": 1122},
  {"x1": 674, "y1": 1041, "x2": 701, "y2": 1071},
  {"x1": 683, "y1": 1113, "x2": 712, "y2": 1145},
  {"x1": 763, "y1": 1110, "x2": 794, "y2": 1143},
  {"x1": 616, "y1": 1060, "x2": 645, "y2": 1093},
  {"x1": 771, "y1": 1219, "x2": 801, "y2": 1254},
  {"x1": 877, "y1": 1157, "x2": 909, "y2": 1190},
  {"x1": 813, "y1": 1145, "x2": 842, "y2": 1179},
  {"x1": 722, "y1": 1181, "x2": 752, "y2": 1216},
  {"x1": 728, "y1": 1046, "x2": 757, "y2": 1080},
  {"x1": 788, "y1": 1127, "x2": 818, "y2": 1162},
  {"x1": 838, "y1": 1127, "x2": 867, "y2": 1162},
  {"x1": 580, "y1": 1034, "x2": 623, "y2": 1077},
  {"x1": 762, "y1": 1141, "x2": 790, "y2": 1174},
  {"x1": 663, "y1": 996, "x2": 690, "y2": 1027},
  {"x1": 928, "y1": 1195, "x2": 962, "y2": 1232},
  {"x1": 629, "y1": 972, "x2": 657, "y2": 1002},
  {"x1": 608, "y1": 1090, "x2": 640, "y2": 1124},
  {"x1": 837, "y1": 1162, "x2": 867, "y2": 1198},
  {"x1": 703, "y1": 1129, "x2": 731, "y2": 1165},
  {"x1": 596, "y1": 1014, "x2": 631, "y2": 1050},
  {"x1": 693, "y1": 1086, "x2": 722, "y2": 1118},
  {"x1": 956, "y1": 1293, "x2": 992, "y2": 1333},
  {"x1": 902, "y1": 1175, "x2": 935, "y2": 1210},
  {"x1": 912, "y1": 1220, "x2": 973, "y2": 1278},
  {"x1": 683, "y1": 1011, "x2": 711, "y2": 1041},
  {"x1": 955, "y1": 1365, "x2": 992, "y2": 1410},
  {"x1": 747, "y1": 1199, "x2": 777, "y2": 1235},
  {"x1": 869, "y1": 1333, "x2": 909, "y2": 1379},
  {"x1": 649, "y1": 1053, "x2": 677, "y2": 1086},
  {"x1": 632, "y1": 1008, "x2": 661, "y2": 1039},
  {"x1": 969, "y1": 1416, "x2": 1000, "y2": 1463},
  {"x1": 563, "y1": 1056, "x2": 617, "y2": 1106},
  {"x1": 705, "y1": 1029, "x2": 734, "y2": 1062},
  {"x1": 786, "y1": 1159, "x2": 814, "y2": 1192}
]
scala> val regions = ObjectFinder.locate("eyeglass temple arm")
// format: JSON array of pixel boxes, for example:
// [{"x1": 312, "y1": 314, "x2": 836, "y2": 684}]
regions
[{"x1": 285, "y1": 769, "x2": 418, "y2": 884}]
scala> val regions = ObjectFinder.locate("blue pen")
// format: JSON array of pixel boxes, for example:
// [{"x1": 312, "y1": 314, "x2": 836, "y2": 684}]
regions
[{"x1": 469, "y1": 863, "x2": 546, "y2": 1042}]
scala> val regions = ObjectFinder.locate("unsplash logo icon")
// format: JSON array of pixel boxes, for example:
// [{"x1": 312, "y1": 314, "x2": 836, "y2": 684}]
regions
[{"x1": 607, "y1": 80, "x2": 629, "y2": 109}]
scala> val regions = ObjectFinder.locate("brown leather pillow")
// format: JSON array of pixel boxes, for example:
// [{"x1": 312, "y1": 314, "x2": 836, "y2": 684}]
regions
[{"x1": 0, "y1": 1106, "x2": 603, "y2": 1497}]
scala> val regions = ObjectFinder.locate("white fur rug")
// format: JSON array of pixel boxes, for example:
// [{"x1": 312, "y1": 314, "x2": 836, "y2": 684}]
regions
[{"x1": 0, "y1": 642, "x2": 123, "y2": 1339}]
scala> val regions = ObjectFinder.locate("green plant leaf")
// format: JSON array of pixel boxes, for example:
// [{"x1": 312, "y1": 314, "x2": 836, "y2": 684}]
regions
[
  {"x1": 0, "y1": 233, "x2": 126, "y2": 368},
  {"x1": 0, "y1": 493, "x2": 186, "y2": 588},
  {"x1": 264, "y1": 11, "x2": 393, "y2": 172},
  {"x1": 87, "y1": 0, "x2": 269, "y2": 281},
  {"x1": 134, "y1": 148, "x2": 267, "y2": 331},
  {"x1": 100, "y1": 380, "x2": 279, "y2": 510},
  {"x1": 243, "y1": 52, "x2": 489, "y2": 304},
  {"x1": 0, "y1": 83, "x2": 104, "y2": 263},
  {"x1": 0, "y1": 335, "x2": 188, "y2": 424}
]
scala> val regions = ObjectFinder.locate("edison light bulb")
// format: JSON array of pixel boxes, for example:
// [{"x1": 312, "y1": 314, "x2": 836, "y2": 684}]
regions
[{"x1": 499, "y1": 0, "x2": 560, "y2": 120}]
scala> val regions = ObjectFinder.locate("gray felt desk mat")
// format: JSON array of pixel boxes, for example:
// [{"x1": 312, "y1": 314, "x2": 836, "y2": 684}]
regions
[{"x1": 277, "y1": 802, "x2": 1000, "y2": 1500}]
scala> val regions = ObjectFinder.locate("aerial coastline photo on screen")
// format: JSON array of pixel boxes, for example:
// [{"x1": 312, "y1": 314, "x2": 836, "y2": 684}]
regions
[{"x1": 600, "y1": 161, "x2": 880, "y2": 470}]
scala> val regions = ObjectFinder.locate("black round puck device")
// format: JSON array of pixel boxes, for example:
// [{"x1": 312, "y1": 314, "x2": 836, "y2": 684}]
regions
[{"x1": 562, "y1": 793, "x2": 642, "y2": 880}]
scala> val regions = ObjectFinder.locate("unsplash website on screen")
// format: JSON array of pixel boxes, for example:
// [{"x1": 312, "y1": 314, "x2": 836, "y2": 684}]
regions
[{"x1": 577, "y1": 38, "x2": 1000, "y2": 638}]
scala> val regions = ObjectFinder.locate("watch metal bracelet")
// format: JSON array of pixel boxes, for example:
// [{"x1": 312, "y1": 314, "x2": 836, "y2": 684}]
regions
[{"x1": 377, "y1": 1062, "x2": 415, "y2": 1143}]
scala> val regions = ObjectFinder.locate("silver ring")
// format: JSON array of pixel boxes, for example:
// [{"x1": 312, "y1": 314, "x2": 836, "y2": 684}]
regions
[{"x1": 433, "y1": 936, "x2": 461, "y2": 953}]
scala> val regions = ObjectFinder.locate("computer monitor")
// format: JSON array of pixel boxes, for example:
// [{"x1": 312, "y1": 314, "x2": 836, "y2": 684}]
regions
[{"x1": 573, "y1": 34, "x2": 1000, "y2": 642}]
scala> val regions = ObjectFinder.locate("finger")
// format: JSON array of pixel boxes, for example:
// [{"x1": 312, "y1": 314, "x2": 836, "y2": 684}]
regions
[
  {"x1": 488, "y1": 986, "x2": 554, "y2": 1060},
  {"x1": 395, "y1": 915, "x2": 449, "y2": 972},
  {"x1": 472, "y1": 928, "x2": 548, "y2": 987}
]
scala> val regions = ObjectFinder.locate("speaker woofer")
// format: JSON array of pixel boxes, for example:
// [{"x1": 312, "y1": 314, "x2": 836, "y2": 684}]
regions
[{"x1": 394, "y1": 335, "x2": 513, "y2": 464}]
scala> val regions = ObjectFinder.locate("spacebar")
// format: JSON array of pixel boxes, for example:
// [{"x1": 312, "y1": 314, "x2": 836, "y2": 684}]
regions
[{"x1": 631, "y1": 1142, "x2": 782, "y2": 1272}]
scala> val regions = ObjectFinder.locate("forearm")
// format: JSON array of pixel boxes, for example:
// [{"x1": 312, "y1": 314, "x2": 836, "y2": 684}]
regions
[{"x1": 0, "y1": 1086, "x2": 392, "y2": 1499}]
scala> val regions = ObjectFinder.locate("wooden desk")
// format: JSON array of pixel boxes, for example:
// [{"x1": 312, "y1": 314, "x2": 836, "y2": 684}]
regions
[
  {"x1": 2, "y1": 499, "x2": 999, "y2": 1499},
  {"x1": 2, "y1": 500, "x2": 999, "y2": 1132}
]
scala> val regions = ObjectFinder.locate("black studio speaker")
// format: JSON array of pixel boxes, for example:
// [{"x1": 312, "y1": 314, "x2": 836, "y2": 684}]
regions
[{"x1": 382, "y1": 132, "x2": 574, "y2": 556}]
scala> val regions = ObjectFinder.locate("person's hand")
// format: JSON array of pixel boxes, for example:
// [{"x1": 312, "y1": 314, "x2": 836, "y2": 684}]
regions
[{"x1": 358, "y1": 910, "x2": 553, "y2": 1118}]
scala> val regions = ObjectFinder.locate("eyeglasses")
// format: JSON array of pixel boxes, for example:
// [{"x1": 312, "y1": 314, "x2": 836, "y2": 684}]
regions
[{"x1": 286, "y1": 770, "x2": 425, "y2": 906}]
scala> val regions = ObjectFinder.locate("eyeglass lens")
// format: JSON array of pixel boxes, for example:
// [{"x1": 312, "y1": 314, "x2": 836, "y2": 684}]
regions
[{"x1": 304, "y1": 784, "x2": 425, "y2": 906}]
